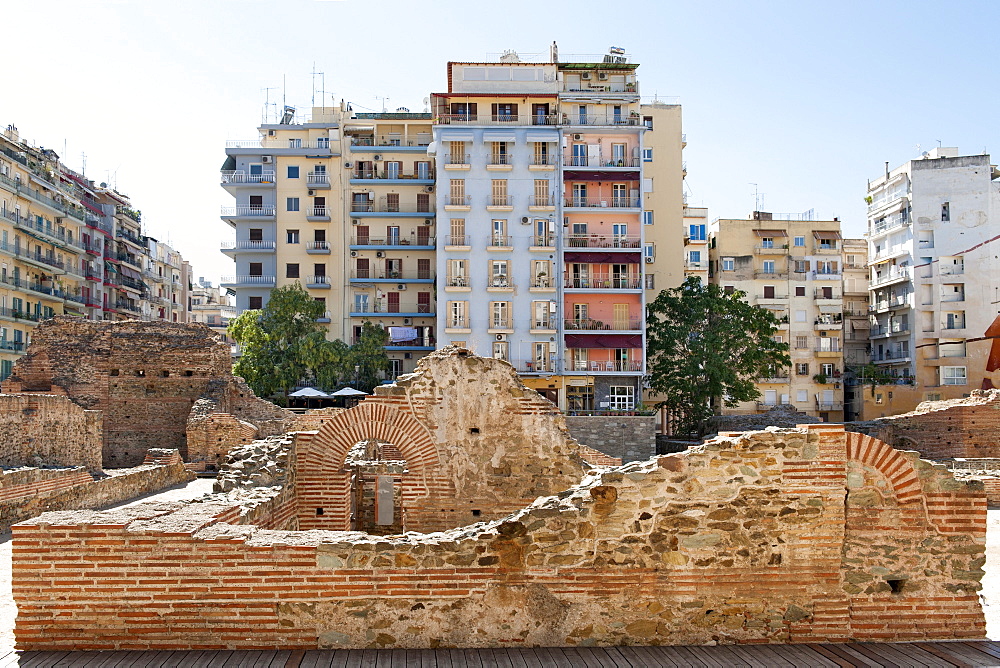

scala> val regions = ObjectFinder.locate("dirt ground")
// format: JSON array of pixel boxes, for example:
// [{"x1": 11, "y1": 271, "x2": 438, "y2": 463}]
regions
[{"x1": 0, "y1": 480, "x2": 996, "y2": 652}]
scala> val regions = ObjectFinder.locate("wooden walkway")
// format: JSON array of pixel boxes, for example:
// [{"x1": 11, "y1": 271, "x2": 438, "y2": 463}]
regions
[{"x1": 5, "y1": 642, "x2": 1000, "y2": 667}]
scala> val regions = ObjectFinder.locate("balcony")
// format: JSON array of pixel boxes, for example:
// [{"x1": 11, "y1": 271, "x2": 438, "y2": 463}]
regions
[
  {"x1": 305, "y1": 275, "x2": 331, "y2": 290},
  {"x1": 443, "y1": 235, "x2": 470, "y2": 249},
  {"x1": 444, "y1": 276, "x2": 470, "y2": 290},
  {"x1": 486, "y1": 276, "x2": 514, "y2": 290},
  {"x1": 870, "y1": 212, "x2": 909, "y2": 238},
  {"x1": 565, "y1": 359, "x2": 644, "y2": 374},
  {"x1": 307, "y1": 206, "x2": 330, "y2": 221},
  {"x1": 0, "y1": 209, "x2": 84, "y2": 253},
  {"x1": 530, "y1": 234, "x2": 556, "y2": 249},
  {"x1": 530, "y1": 318, "x2": 557, "y2": 332},
  {"x1": 436, "y1": 114, "x2": 559, "y2": 126},
  {"x1": 529, "y1": 155, "x2": 559, "y2": 169},
  {"x1": 307, "y1": 172, "x2": 331, "y2": 188},
  {"x1": 512, "y1": 359, "x2": 558, "y2": 374},
  {"x1": 563, "y1": 154, "x2": 640, "y2": 169},
  {"x1": 220, "y1": 275, "x2": 277, "y2": 288},
  {"x1": 225, "y1": 138, "x2": 335, "y2": 153},
  {"x1": 350, "y1": 303, "x2": 435, "y2": 317},
  {"x1": 350, "y1": 271, "x2": 435, "y2": 283},
  {"x1": 562, "y1": 114, "x2": 644, "y2": 127},
  {"x1": 814, "y1": 347, "x2": 842, "y2": 358},
  {"x1": 487, "y1": 235, "x2": 512, "y2": 250},
  {"x1": 756, "y1": 401, "x2": 791, "y2": 410},
  {"x1": 351, "y1": 236, "x2": 435, "y2": 250},
  {"x1": 487, "y1": 318, "x2": 514, "y2": 332},
  {"x1": 115, "y1": 300, "x2": 142, "y2": 316},
  {"x1": 813, "y1": 244, "x2": 840, "y2": 255},
  {"x1": 564, "y1": 196, "x2": 640, "y2": 210},
  {"x1": 815, "y1": 402, "x2": 844, "y2": 412},
  {"x1": 814, "y1": 289, "x2": 842, "y2": 301},
  {"x1": 753, "y1": 271, "x2": 788, "y2": 280},
  {"x1": 487, "y1": 154, "x2": 513, "y2": 170},
  {"x1": 530, "y1": 276, "x2": 556, "y2": 290},
  {"x1": 348, "y1": 135, "x2": 431, "y2": 150},
  {"x1": 350, "y1": 169, "x2": 433, "y2": 184},
  {"x1": 443, "y1": 195, "x2": 471, "y2": 211},
  {"x1": 487, "y1": 195, "x2": 513, "y2": 211},
  {"x1": 758, "y1": 375, "x2": 790, "y2": 384},
  {"x1": 117, "y1": 228, "x2": 144, "y2": 247},
  {"x1": 756, "y1": 293, "x2": 788, "y2": 302},
  {"x1": 564, "y1": 275, "x2": 642, "y2": 290},
  {"x1": 351, "y1": 200, "x2": 436, "y2": 216},
  {"x1": 870, "y1": 267, "x2": 911, "y2": 288},
  {"x1": 0, "y1": 172, "x2": 85, "y2": 221},
  {"x1": 444, "y1": 318, "x2": 470, "y2": 331},
  {"x1": 443, "y1": 154, "x2": 471, "y2": 169},
  {"x1": 870, "y1": 323, "x2": 910, "y2": 338},
  {"x1": 220, "y1": 171, "x2": 275, "y2": 188},
  {"x1": 814, "y1": 317, "x2": 843, "y2": 330},
  {"x1": 306, "y1": 241, "x2": 331, "y2": 254},
  {"x1": 563, "y1": 317, "x2": 642, "y2": 331},
  {"x1": 528, "y1": 195, "x2": 556, "y2": 210},
  {"x1": 0, "y1": 339, "x2": 25, "y2": 354},
  {"x1": 220, "y1": 241, "x2": 276, "y2": 255},
  {"x1": 221, "y1": 206, "x2": 276, "y2": 221},
  {"x1": 563, "y1": 235, "x2": 641, "y2": 249},
  {"x1": 382, "y1": 337, "x2": 435, "y2": 350}
]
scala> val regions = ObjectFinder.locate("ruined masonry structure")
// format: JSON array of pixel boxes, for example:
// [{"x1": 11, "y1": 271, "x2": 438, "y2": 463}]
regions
[
  {"x1": 2, "y1": 317, "x2": 290, "y2": 468},
  {"x1": 12, "y1": 349, "x2": 987, "y2": 650}
]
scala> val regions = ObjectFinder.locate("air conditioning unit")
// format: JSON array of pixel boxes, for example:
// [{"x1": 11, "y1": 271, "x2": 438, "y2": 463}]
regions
[
  {"x1": 598, "y1": 72, "x2": 609, "y2": 81},
  {"x1": 645, "y1": 256, "x2": 654, "y2": 263},
  {"x1": 308, "y1": 190, "x2": 315, "y2": 196},
  {"x1": 367, "y1": 192, "x2": 375, "y2": 199},
  {"x1": 352, "y1": 219, "x2": 359, "y2": 225},
  {"x1": 261, "y1": 155, "x2": 273, "y2": 164},
  {"x1": 350, "y1": 251, "x2": 357, "y2": 257},
  {"x1": 423, "y1": 219, "x2": 433, "y2": 226},
  {"x1": 496, "y1": 333, "x2": 507, "y2": 341},
  {"x1": 521, "y1": 216, "x2": 530, "y2": 224},
  {"x1": 424, "y1": 185, "x2": 434, "y2": 192},
  {"x1": 404, "y1": 352, "x2": 412, "y2": 359},
  {"x1": 581, "y1": 72, "x2": 592, "y2": 80},
  {"x1": 403, "y1": 318, "x2": 412, "y2": 325},
  {"x1": 376, "y1": 251, "x2": 385, "y2": 258},
  {"x1": 396, "y1": 284, "x2": 406, "y2": 291},
  {"x1": 573, "y1": 133, "x2": 583, "y2": 140},
  {"x1": 268, "y1": 130, "x2": 275, "y2": 136},
  {"x1": 344, "y1": 162, "x2": 353, "y2": 168},
  {"x1": 373, "y1": 154, "x2": 382, "y2": 161}
]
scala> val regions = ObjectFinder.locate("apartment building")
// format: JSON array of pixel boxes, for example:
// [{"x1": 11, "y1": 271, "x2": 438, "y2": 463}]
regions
[
  {"x1": 641, "y1": 102, "x2": 687, "y2": 288},
  {"x1": 841, "y1": 237, "x2": 871, "y2": 420},
  {"x1": 145, "y1": 238, "x2": 191, "y2": 323},
  {"x1": 190, "y1": 277, "x2": 236, "y2": 352},
  {"x1": 682, "y1": 206, "x2": 709, "y2": 282},
  {"x1": 709, "y1": 212, "x2": 846, "y2": 422},
  {"x1": 862, "y1": 148, "x2": 1000, "y2": 417}
]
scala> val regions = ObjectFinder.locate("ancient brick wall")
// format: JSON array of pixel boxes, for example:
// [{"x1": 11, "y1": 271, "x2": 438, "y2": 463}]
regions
[
  {"x1": 185, "y1": 413, "x2": 258, "y2": 472},
  {"x1": 291, "y1": 348, "x2": 597, "y2": 533},
  {"x1": 0, "y1": 468, "x2": 94, "y2": 532},
  {"x1": 563, "y1": 415, "x2": 656, "y2": 462},
  {"x1": 848, "y1": 389, "x2": 1000, "y2": 460},
  {"x1": 0, "y1": 394, "x2": 102, "y2": 471},
  {"x1": 2, "y1": 318, "x2": 293, "y2": 467},
  {"x1": 11, "y1": 425, "x2": 985, "y2": 650}
]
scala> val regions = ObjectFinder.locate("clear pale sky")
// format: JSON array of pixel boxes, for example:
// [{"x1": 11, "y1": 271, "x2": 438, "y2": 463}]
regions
[{"x1": 2, "y1": 0, "x2": 997, "y2": 283}]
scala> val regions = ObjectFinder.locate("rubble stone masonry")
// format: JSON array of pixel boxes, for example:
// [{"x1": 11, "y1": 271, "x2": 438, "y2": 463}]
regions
[
  {"x1": 0, "y1": 394, "x2": 101, "y2": 471},
  {"x1": 12, "y1": 423, "x2": 986, "y2": 649}
]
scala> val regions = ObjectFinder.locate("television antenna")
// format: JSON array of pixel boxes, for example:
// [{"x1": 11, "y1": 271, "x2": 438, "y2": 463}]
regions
[{"x1": 261, "y1": 87, "x2": 278, "y2": 124}]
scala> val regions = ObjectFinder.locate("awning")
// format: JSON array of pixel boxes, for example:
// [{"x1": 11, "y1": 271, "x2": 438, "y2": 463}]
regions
[
  {"x1": 526, "y1": 133, "x2": 558, "y2": 142},
  {"x1": 343, "y1": 125, "x2": 375, "y2": 133},
  {"x1": 563, "y1": 251, "x2": 642, "y2": 263},
  {"x1": 483, "y1": 133, "x2": 515, "y2": 142},
  {"x1": 63, "y1": 309, "x2": 84, "y2": 317},
  {"x1": 753, "y1": 229, "x2": 787, "y2": 237},
  {"x1": 564, "y1": 334, "x2": 642, "y2": 349},
  {"x1": 850, "y1": 319, "x2": 871, "y2": 330},
  {"x1": 120, "y1": 266, "x2": 142, "y2": 280},
  {"x1": 819, "y1": 304, "x2": 840, "y2": 314},
  {"x1": 439, "y1": 133, "x2": 474, "y2": 142},
  {"x1": 563, "y1": 170, "x2": 640, "y2": 181},
  {"x1": 388, "y1": 326, "x2": 417, "y2": 342},
  {"x1": 221, "y1": 155, "x2": 236, "y2": 171},
  {"x1": 103, "y1": 261, "x2": 118, "y2": 273},
  {"x1": 813, "y1": 230, "x2": 842, "y2": 240}
]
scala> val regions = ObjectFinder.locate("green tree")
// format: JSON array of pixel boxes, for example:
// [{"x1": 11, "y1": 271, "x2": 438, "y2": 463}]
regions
[
  {"x1": 646, "y1": 277, "x2": 791, "y2": 437},
  {"x1": 228, "y1": 284, "x2": 393, "y2": 400},
  {"x1": 848, "y1": 362, "x2": 898, "y2": 397}
]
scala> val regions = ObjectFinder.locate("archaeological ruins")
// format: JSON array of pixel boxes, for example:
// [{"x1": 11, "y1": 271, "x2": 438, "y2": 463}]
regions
[{"x1": 2, "y1": 330, "x2": 987, "y2": 650}]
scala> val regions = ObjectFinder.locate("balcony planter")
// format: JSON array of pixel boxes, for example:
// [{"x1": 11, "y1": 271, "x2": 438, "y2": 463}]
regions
[{"x1": 813, "y1": 374, "x2": 828, "y2": 384}]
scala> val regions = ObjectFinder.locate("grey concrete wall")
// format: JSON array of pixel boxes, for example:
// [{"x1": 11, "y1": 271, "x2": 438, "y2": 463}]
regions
[{"x1": 564, "y1": 416, "x2": 656, "y2": 462}]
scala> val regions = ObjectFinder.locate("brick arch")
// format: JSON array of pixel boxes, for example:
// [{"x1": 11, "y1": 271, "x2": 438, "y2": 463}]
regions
[
  {"x1": 294, "y1": 401, "x2": 444, "y2": 530},
  {"x1": 845, "y1": 431, "x2": 924, "y2": 504}
]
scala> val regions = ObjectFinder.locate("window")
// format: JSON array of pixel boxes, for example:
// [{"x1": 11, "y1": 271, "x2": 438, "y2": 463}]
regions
[
  {"x1": 796, "y1": 390, "x2": 808, "y2": 402},
  {"x1": 643, "y1": 211, "x2": 654, "y2": 226},
  {"x1": 248, "y1": 263, "x2": 263, "y2": 277},
  {"x1": 941, "y1": 202, "x2": 950, "y2": 222},
  {"x1": 643, "y1": 243, "x2": 654, "y2": 259},
  {"x1": 795, "y1": 310, "x2": 807, "y2": 322},
  {"x1": 491, "y1": 179, "x2": 508, "y2": 206},
  {"x1": 817, "y1": 337, "x2": 839, "y2": 352},
  {"x1": 608, "y1": 386, "x2": 635, "y2": 411},
  {"x1": 793, "y1": 236, "x2": 805, "y2": 247},
  {"x1": 248, "y1": 296, "x2": 263, "y2": 309},
  {"x1": 821, "y1": 363, "x2": 835, "y2": 376},
  {"x1": 447, "y1": 301, "x2": 467, "y2": 328},
  {"x1": 492, "y1": 341, "x2": 509, "y2": 361},
  {"x1": 449, "y1": 179, "x2": 466, "y2": 205},
  {"x1": 795, "y1": 286, "x2": 806, "y2": 297},
  {"x1": 793, "y1": 260, "x2": 809, "y2": 273},
  {"x1": 796, "y1": 363, "x2": 809, "y2": 375},
  {"x1": 286, "y1": 229, "x2": 299, "y2": 244},
  {"x1": 447, "y1": 259, "x2": 467, "y2": 286},
  {"x1": 448, "y1": 141, "x2": 466, "y2": 163},
  {"x1": 249, "y1": 228, "x2": 263, "y2": 241},
  {"x1": 721, "y1": 258, "x2": 734, "y2": 271},
  {"x1": 689, "y1": 224, "x2": 706, "y2": 241},
  {"x1": 689, "y1": 251, "x2": 701, "y2": 263},
  {"x1": 287, "y1": 166, "x2": 300, "y2": 179},
  {"x1": 314, "y1": 263, "x2": 326, "y2": 277},
  {"x1": 285, "y1": 263, "x2": 299, "y2": 279},
  {"x1": 645, "y1": 274, "x2": 655, "y2": 290},
  {"x1": 490, "y1": 260, "x2": 509, "y2": 287},
  {"x1": 491, "y1": 142, "x2": 509, "y2": 164},
  {"x1": 489, "y1": 301, "x2": 510, "y2": 328},
  {"x1": 942, "y1": 366, "x2": 966, "y2": 385},
  {"x1": 533, "y1": 179, "x2": 549, "y2": 205},
  {"x1": 760, "y1": 237, "x2": 774, "y2": 249},
  {"x1": 288, "y1": 138, "x2": 302, "y2": 148},
  {"x1": 449, "y1": 219, "x2": 466, "y2": 245},
  {"x1": 286, "y1": 197, "x2": 300, "y2": 212},
  {"x1": 491, "y1": 219, "x2": 508, "y2": 246},
  {"x1": 642, "y1": 148, "x2": 653, "y2": 162},
  {"x1": 724, "y1": 285, "x2": 735, "y2": 294},
  {"x1": 762, "y1": 260, "x2": 775, "y2": 274}
]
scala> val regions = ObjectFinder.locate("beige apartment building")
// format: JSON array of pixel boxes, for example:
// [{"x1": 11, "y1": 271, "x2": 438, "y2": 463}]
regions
[
  {"x1": 640, "y1": 102, "x2": 686, "y2": 292},
  {"x1": 709, "y1": 212, "x2": 846, "y2": 422},
  {"x1": 682, "y1": 206, "x2": 709, "y2": 282},
  {"x1": 841, "y1": 237, "x2": 870, "y2": 420}
]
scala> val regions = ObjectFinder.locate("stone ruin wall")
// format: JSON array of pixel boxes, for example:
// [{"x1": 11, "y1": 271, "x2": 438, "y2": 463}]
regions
[
  {"x1": 1, "y1": 317, "x2": 293, "y2": 468},
  {"x1": 11, "y1": 424, "x2": 986, "y2": 650},
  {"x1": 848, "y1": 389, "x2": 1000, "y2": 460},
  {"x1": 290, "y1": 348, "x2": 599, "y2": 533},
  {"x1": 0, "y1": 394, "x2": 102, "y2": 472}
]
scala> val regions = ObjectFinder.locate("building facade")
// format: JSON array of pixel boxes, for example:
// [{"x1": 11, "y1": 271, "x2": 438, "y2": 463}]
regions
[
  {"x1": 862, "y1": 148, "x2": 1000, "y2": 417},
  {"x1": 709, "y1": 212, "x2": 847, "y2": 422}
]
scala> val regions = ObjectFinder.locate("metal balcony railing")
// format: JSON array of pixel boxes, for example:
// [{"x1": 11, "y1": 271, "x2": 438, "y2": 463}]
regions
[
  {"x1": 488, "y1": 154, "x2": 512, "y2": 166},
  {"x1": 529, "y1": 155, "x2": 559, "y2": 166},
  {"x1": 443, "y1": 195, "x2": 471, "y2": 207},
  {"x1": 349, "y1": 135, "x2": 431, "y2": 147},
  {"x1": 220, "y1": 171, "x2": 276, "y2": 184},
  {"x1": 512, "y1": 359, "x2": 557, "y2": 373},
  {"x1": 488, "y1": 318, "x2": 513, "y2": 329},
  {"x1": 566, "y1": 359, "x2": 644, "y2": 373},
  {"x1": 220, "y1": 275, "x2": 277, "y2": 286},
  {"x1": 564, "y1": 196, "x2": 640, "y2": 208},
  {"x1": 306, "y1": 241, "x2": 330, "y2": 251},
  {"x1": 487, "y1": 235, "x2": 511, "y2": 248},
  {"x1": 564, "y1": 275, "x2": 642, "y2": 289},
  {"x1": 308, "y1": 206, "x2": 329, "y2": 217},
  {"x1": 444, "y1": 235, "x2": 470, "y2": 246},
  {"x1": 445, "y1": 276, "x2": 469, "y2": 287},
  {"x1": 436, "y1": 114, "x2": 559, "y2": 126},
  {"x1": 563, "y1": 235, "x2": 641, "y2": 249},
  {"x1": 486, "y1": 276, "x2": 513, "y2": 288},
  {"x1": 306, "y1": 172, "x2": 330, "y2": 186},
  {"x1": 488, "y1": 195, "x2": 512, "y2": 207},
  {"x1": 221, "y1": 206, "x2": 276, "y2": 217},
  {"x1": 444, "y1": 153, "x2": 471, "y2": 165},
  {"x1": 352, "y1": 303, "x2": 434, "y2": 314},
  {"x1": 445, "y1": 318, "x2": 469, "y2": 329},
  {"x1": 563, "y1": 317, "x2": 642, "y2": 331},
  {"x1": 528, "y1": 195, "x2": 555, "y2": 207},
  {"x1": 564, "y1": 155, "x2": 640, "y2": 168},
  {"x1": 531, "y1": 234, "x2": 555, "y2": 246},
  {"x1": 350, "y1": 271, "x2": 435, "y2": 281}
]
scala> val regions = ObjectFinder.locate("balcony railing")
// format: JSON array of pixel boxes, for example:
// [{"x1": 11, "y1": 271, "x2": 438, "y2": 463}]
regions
[
  {"x1": 531, "y1": 277, "x2": 555, "y2": 288},
  {"x1": 222, "y1": 241, "x2": 275, "y2": 251},
  {"x1": 814, "y1": 346, "x2": 842, "y2": 354},
  {"x1": 815, "y1": 402, "x2": 844, "y2": 411},
  {"x1": 564, "y1": 275, "x2": 643, "y2": 289},
  {"x1": 307, "y1": 172, "x2": 330, "y2": 186},
  {"x1": 443, "y1": 195, "x2": 471, "y2": 208},
  {"x1": 564, "y1": 155, "x2": 640, "y2": 168},
  {"x1": 529, "y1": 155, "x2": 559, "y2": 166},
  {"x1": 352, "y1": 170, "x2": 432, "y2": 181},
  {"x1": 486, "y1": 276, "x2": 513, "y2": 288},
  {"x1": 564, "y1": 115, "x2": 644, "y2": 126},
  {"x1": 0, "y1": 209, "x2": 84, "y2": 251},
  {"x1": 445, "y1": 276, "x2": 469, "y2": 287},
  {"x1": 531, "y1": 234, "x2": 555, "y2": 247},
  {"x1": 444, "y1": 235, "x2": 470, "y2": 246},
  {"x1": 444, "y1": 153, "x2": 471, "y2": 165},
  {"x1": 306, "y1": 275, "x2": 331, "y2": 286},
  {"x1": 564, "y1": 196, "x2": 640, "y2": 208},
  {"x1": 488, "y1": 154, "x2": 512, "y2": 166},
  {"x1": 756, "y1": 293, "x2": 788, "y2": 300},
  {"x1": 488, "y1": 195, "x2": 513, "y2": 207},
  {"x1": 308, "y1": 206, "x2": 330, "y2": 218},
  {"x1": 564, "y1": 317, "x2": 642, "y2": 331},
  {"x1": 754, "y1": 271, "x2": 788, "y2": 279},
  {"x1": 814, "y1": 290, "x2": 842, "y2": 300},
  {"x1": 350, "y1": 201, "x2": 435, "y2": 214},
  {"x1": 349, "y1": 135, "x2": 431, "y2": 147},
  {"x1": 306, "y1": 241, "x2": 330, "y2": 252},
  {"x1": 870, "y1": 267, "x2": 912, "y2": 288},
  {"x1": 220, "y1": 171, "x2": 275, "y2": 185},
  {"x1": 220, "y1": 275, "x2": 277, "y2": 286},
  {"x1": 225, "y1": 139, "x2": 333, "y2": 150},
  {"x1": 352, "y1": 303, "x2": 434, "y2": 314},
  {"x1": 436, "y1": 114, "x2": 559, "y2": 126},
  {"x1": 221, "y1": 206, "x2": 276, "y2": 218},
  {"x1": 512, "y1": 359, "x2": 558, "y2": 373},
  {"x1": 487, "y1": 235, "x2": 511, "y2": 247},
  {"x1": 564, "y1": 235, "x2": 641, "y2": 249},
  {"x1": 350, "y1": 271, "x2": 435, "y2": 281},
  {"x1": 488, "y1": 318, "x2": 514, "y2": 330},
  {"x1": 445, "y1": 318, "x2": 469, "y2": 329},
  {"x1": 565, "y1": 359, "x2": 644, "y2": 373},
  {"x1": 531, "y1": 318, "x2": 557, "y2": 330},
  {"x1": 871, "y1": 323, "x2": 910, "y2": 337},
  {"x1": 528, "y1": 195, "x2": 556, "y2": 207}
]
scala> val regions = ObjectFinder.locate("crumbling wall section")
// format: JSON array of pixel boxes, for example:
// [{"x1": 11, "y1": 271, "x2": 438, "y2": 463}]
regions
[
  {"x1": 0, "y1": 394, "x2": 102, "y2": 471},
  {"x1": 563, "y1": 415, "x2": 656, "y2": 462},
  {"x1": 12, "y1": 425, "x2": 985, "y2": 650},
  {"x1": 848, "y1": 389, "x2": 1000, "y2": 460},
  {"x1": 185, "y1": 413, "x2": 259, "y2": 472}
]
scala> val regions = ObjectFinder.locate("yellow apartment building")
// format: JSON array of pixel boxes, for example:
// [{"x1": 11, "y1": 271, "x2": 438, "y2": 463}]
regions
[{"x1": 639, "y1": 102, "x2": 687, "y2": 291}]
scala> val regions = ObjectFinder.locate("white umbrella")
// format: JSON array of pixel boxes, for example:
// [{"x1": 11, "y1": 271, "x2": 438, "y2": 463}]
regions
[
  {"x1": 329, "y1": 387, "x2": 368, "y2": 397},
  {"x1": 289, "y1": 387, "x2": 330, "y2": 398}
]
